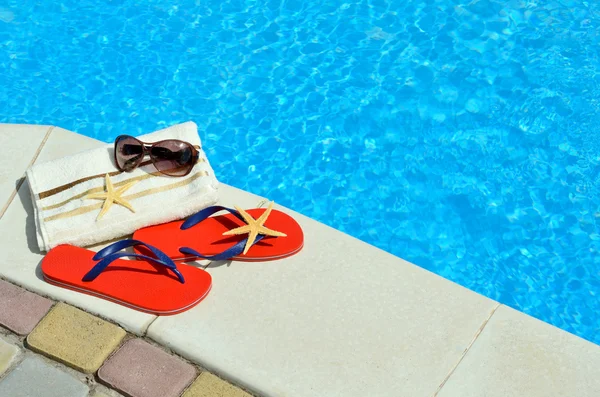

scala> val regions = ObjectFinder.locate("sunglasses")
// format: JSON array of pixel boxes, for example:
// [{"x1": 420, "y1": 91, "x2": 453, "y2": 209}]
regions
[{"x1": 114, "y1": 135, "x2": 201, "y2": 177}]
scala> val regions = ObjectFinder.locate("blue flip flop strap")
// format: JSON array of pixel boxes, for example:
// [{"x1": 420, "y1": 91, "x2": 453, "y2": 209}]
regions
[
  {"x1": 85, "y1": 239, "x2": 184, "y2": 283},
  {"x1": 93, "y1": 239, "x2": 171, "y2": 262},
  {"x1": 181, "y1": 205, "x2": 244, "y2": 230},
  {"x1": 179, "y1": 234, "x2": 266, "y2": 261}
]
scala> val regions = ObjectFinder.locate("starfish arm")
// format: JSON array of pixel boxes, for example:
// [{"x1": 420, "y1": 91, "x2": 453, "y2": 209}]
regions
[
  {"x1": 257, "y1": 225, "x2": 287, "y2": 237},
  {"x1": 255, "y1": 201, "x2": 274, "y2": 224},
  {"x1": 113, "y1": 197, "x2": 136, "y2": 213},
  {"x1": 105, "y1": 174, "x2": 114, "y2": 196},
  {"x1": 234, "y1": 206, "x2": 256, "y2": 225},
  {"x1": 96, "y1": 197, "x2": 112, "y2": 220},
  {"x1": 116, "y1": 180, "x2": 138, "y2": 195},
  {"x1": 222, "y1": 225, "x2": 251, "y2": 236},
  {"x1": 243, "y1": 229, "x2": 259, "y2": 255}
]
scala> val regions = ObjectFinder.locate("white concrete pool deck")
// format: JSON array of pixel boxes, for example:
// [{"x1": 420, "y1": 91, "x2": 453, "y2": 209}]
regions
[{"x1": 0, "y1": 123, "x2": 599, "y2": 397}]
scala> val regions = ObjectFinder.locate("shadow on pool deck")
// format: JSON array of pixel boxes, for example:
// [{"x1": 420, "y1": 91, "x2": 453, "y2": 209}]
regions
[{"x1": 15, "y1": 177, "x2": 42, "y2": 256}]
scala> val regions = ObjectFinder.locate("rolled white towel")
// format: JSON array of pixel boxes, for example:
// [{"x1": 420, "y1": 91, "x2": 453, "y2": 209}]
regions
[{"x1": 26, "y1": 121, "x2": 219, "y2": 252}]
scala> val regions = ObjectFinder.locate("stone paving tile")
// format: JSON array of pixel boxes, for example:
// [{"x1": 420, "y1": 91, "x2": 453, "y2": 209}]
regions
[
  {"x1": 0, "y1": 124, "x2": 49, "y2": 218},
  {"x1": 90, "y1": 384, "x2": 125, "y2": 397},
  {"x1": 0, "y1": 336, "x2": 19, "y2": 376},
  {"x1": 33, "y1": 126, "x2": 100, "y2": 163},
  {"x1": 0, "y1": 356, "x2": 89, "y2": 397},
  {"x1": 0, "y1": 278, "x2": 54, "y2": 335},
  {"x1": 436, "y1": 305, "x2": 600, "y2": 397},
  {"x1": 27, "y1": 302, "x2": 126, "y2": 373},
  {"x1": 98, "y1": 338, "x2": 197, "y2": 397},
  {"x1": 183, "y1": 372, "x2": 252, "y2": 397}
]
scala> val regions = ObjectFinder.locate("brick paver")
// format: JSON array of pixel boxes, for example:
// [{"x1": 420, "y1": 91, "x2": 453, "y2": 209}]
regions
[
  {"x1": 0, "y1": 266, "x2": 249, "y2": 397},
  {"x1": 0, "y1": 336, "x2": 19, "y2": 376},
  {"x1": 98, "y1": 338, "x2": 196, "y2": 397},
  {"x1": 183, "y1": 372, "x2": 252, "y2": 397},
  {"x1": 0, "y1": 356, "x2": 89, "y2": 397},
  {"x1": 0, "y1": 279, "x2": 53, "y2": 335},
  {"x1": 27, "y1": 302, "x2": 126, "y2": 373}
]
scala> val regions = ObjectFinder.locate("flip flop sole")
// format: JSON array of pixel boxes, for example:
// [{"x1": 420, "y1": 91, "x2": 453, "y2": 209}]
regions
[
  {"x1": 42, "y1": 245, "x2": 212, "y2": 315},
  {"x1": 133, "y1": 208, "x2": 304, "y2": 262}
]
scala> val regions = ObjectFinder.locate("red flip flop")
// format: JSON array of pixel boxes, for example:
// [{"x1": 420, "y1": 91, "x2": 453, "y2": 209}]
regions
[
  {"x1": 41, "y1": 239, "x2": 212, "y2": 315},
  {"x1": 133, "y1": 202, "x2": 304, "y2": 262}
]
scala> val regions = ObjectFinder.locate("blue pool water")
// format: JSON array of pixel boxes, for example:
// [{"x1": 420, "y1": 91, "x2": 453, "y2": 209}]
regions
[{"x1": 2, "y1": 1, "x2": 599, "y2": 343}]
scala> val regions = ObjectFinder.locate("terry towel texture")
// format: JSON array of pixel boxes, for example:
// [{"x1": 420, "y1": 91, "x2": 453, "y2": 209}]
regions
[{"x1": 26, "y1": 122, "x2": 219, "y2": 252}]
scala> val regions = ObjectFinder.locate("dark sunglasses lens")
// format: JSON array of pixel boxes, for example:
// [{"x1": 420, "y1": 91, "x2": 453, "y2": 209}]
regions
[
  {"x1": 150, "y1": 141, "x2": 194, "y2": 176},
  {"x1": 115, "y1": 136, "x2": 144, "y2": 171}
]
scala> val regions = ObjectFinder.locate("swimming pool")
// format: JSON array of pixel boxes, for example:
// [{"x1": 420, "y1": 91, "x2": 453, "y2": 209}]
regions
[{"x1": 2, "y1": 0, "x2": 599, "y2": 344}]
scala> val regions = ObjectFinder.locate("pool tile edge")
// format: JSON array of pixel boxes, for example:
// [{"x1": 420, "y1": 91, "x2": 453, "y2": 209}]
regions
[
  {"x1": 436, "y1": 304, "x2": 600, "y2": 397},
  {"x1": 0, "y1": 124, "x2": 53, "y2": 219}
]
